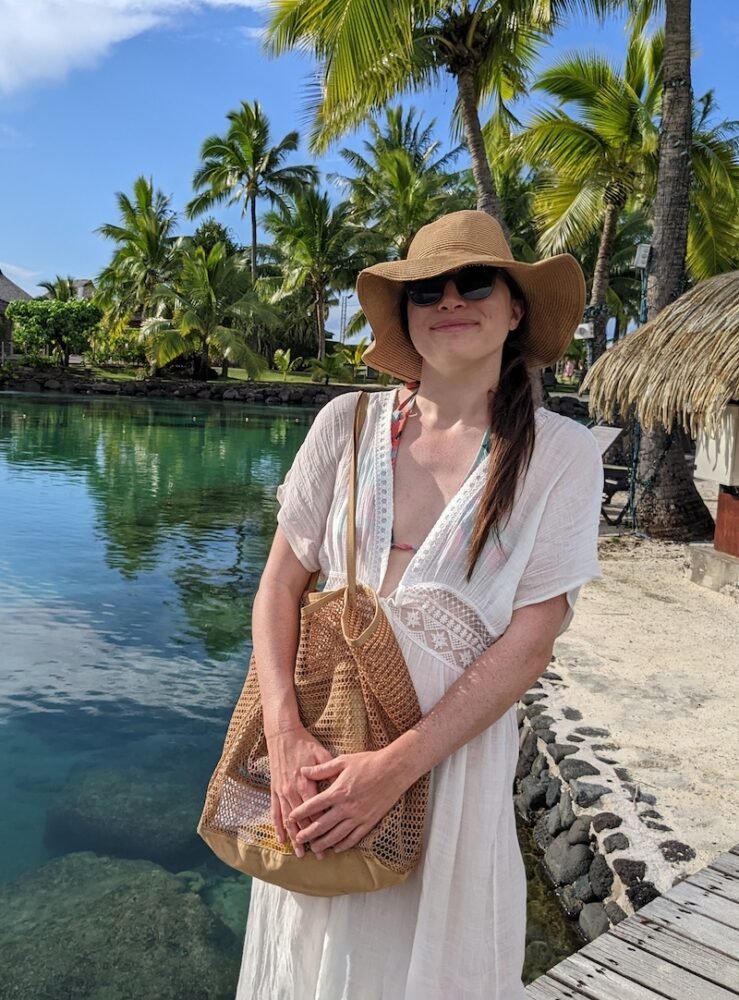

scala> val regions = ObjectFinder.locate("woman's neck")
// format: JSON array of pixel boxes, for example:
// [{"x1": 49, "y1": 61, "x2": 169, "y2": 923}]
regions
[{"x1": 412, "y1": 358, "x2": 501, "y2": 430}]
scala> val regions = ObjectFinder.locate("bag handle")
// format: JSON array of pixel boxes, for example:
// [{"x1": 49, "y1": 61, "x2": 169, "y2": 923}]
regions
[{"x1": 346, "y1": 392, "x2": 369, "y2": 607}]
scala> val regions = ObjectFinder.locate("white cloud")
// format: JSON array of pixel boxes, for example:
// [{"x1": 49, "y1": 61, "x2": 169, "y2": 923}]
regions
[
  {"x1": 0, "y1": 1, "x2": 269, "y2": 94},
  {"x1": 238, "y1": 25, "x2": 264, "y2": 41},
  {"x1": 0, "y1": 261, "x2": 42, "y2": 293}
]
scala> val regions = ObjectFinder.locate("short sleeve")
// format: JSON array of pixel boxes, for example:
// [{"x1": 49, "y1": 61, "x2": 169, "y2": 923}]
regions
[
  {"x1": 276, "y1": 392, "x2": 358, "y2": 572},
  {"x1": 512, "y1": 423, "x2": 603, "y2": 634}
]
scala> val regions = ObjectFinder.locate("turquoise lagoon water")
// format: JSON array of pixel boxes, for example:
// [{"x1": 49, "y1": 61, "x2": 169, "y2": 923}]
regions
[{"x1": 0, "y1": 392, "x2": 579, "y2": 998}]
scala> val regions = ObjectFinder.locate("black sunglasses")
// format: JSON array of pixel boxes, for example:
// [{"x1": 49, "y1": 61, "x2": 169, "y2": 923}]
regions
[{"x1": 405, "y1": 266, "x2": 502, "y2": 307}]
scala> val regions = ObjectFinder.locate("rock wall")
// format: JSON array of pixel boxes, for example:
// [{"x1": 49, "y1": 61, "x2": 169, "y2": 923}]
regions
[{"x1": 515, "y1": 668, "x2": 697, "y2": 943}]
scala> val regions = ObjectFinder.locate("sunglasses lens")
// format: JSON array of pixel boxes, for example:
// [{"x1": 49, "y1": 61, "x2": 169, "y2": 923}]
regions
[
  {"x1": 455, "y1": 266, "x2": 499, "y2": 300},
  {"x1": 406, "y1": 278, "x2": 446, "y2": 306},
  {"x1": 405, "y1": 267, "x2": 500, "y2": 306}
]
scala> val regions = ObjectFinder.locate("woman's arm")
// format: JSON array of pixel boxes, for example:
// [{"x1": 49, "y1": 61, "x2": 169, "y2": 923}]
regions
[
  {"x1": 253, "y1": 527, "x2": 335, "y2": 857},
  {"x1": 289, "y1": 593, "x2": 568, "y2": 854}
]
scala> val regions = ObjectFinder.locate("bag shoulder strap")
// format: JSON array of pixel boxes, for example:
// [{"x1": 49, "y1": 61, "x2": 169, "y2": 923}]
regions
[{"x1": 346, "y1": 392, "x2": 369, "y2": 606}]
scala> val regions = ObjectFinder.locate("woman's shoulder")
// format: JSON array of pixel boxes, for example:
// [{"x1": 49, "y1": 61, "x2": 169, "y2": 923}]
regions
[
  {"x1": 309, "y1": 388, "x2": 393, "y2": 444},
  {"x1": 533, "y1": 407, "x2": 602, "y2": 474}
]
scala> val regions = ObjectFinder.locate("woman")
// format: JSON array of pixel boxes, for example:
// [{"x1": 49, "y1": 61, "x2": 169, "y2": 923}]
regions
[{"x1": 237, "y1": 211, "x2": 602, "y2": 999}]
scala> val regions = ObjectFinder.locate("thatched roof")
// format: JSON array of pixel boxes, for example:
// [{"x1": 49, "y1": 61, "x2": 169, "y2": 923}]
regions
[
  {"x1": 0, "y1": 268, "x2": 32, "y2": 309},
  {"x1": 584, "y1": 270, "x2": 739, "y2": 434}
]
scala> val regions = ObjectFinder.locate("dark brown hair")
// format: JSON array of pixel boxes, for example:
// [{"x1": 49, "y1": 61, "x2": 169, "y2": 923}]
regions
[{"x1": 401, "y1": 272, "x2": 536, "y2": 578}]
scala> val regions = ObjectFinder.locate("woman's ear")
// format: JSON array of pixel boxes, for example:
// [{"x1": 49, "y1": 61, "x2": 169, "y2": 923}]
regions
[{"x1": 509, "y1": 298, "x2": 525, "y2": 332}]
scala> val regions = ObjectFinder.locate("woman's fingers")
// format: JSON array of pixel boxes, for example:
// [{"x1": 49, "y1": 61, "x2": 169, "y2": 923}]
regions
[
  {"x1": 301, "y1": 757, "x2": 344, "y2": 781},
  {"x1": 271, "y1": 788, "x2": 287, "y2": 844},
  {"x1": 306, "y1": 819, "x2": 357, "y2": 855},
  {"x1": 290, "y1": 786, "x2": 335, "y2": 824}
]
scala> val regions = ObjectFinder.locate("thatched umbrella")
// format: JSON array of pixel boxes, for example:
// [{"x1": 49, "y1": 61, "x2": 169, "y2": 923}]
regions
[{"x1": 584, "y1": 270, "x2": 739, "y2": 435}]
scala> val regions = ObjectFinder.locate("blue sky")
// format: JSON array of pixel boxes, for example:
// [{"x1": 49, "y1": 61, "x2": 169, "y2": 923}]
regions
[{"x1": 1, "y1": 0, "x2": 738, "y2": 308}]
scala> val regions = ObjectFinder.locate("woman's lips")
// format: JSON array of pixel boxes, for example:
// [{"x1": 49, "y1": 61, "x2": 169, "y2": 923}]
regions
[{"x1": 430, "y1": 319, "x2": 477, "y2": 330}]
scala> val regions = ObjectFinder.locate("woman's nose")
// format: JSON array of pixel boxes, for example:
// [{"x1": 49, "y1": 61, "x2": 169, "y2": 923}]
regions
[{"x1": 437, "y1": 279, "x2": 465, "y2": 309}]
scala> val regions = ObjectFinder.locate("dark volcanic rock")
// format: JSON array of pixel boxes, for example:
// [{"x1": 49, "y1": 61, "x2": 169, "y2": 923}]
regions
[
  {"x1": 545, "y1": 777, "x2": 561, "y2": 809},
  {"x1": 0, "y1": 853, "x2": 240, "y2": 1000},
  {"x1": 566, "y1": 816, "x2": 594, "y2": 846},
  {"x1": 588, "y1": 854, "x2": 614, "y2": 900},
  {"x1": 659, "y1": 840, "x2": 696, "y2": 863},
  {"x1": 579, "y1": 901, "x2": 610, "y2": 941},
  {"x1": 613, "y1": 859, "x2": 647, "y2": 886},
  {"x1": 560, "y1": 884, "x2": 582, "y2": 918},
  {"x1": 526, "y1": 703, "x2": 546, "y2": 720},
  {"x1": 571, "y1": 780, "x2": 612, "y2": 808},
  {"x1": 592, "y1": 812, "x2": 623, "y2": 833},
  {"x1": 546, "y1": 804, "x2": 564, "y2": 837},
  {"x1": 573, "y1": 874, "x2": 596, "y2": 903},
  {"x1": 562, "y1": 706, "x2": 582, "y2": 721},
  {"x1": 604, "y1": 902, "x2": 628, "y2": 925},
  {"x1": 517, "y1": 774, "x2": 548, "y2": 817},
  {"x1": 603, "y1": 832, "x2": 630, "y2": 853},
  {"x1": 573, "y1": 726, "x2": 610, "y2": 738},
  {"x1": 530, "y1": 714, "x2": 555, "y2": 731},
  {"x1": 544, "y1": 833, "x2": 593, "y2": 886},
  {"x1": 533, "y1": 812, "x2": 554, "y2": 851},
  {"x1": 566, "y1": 734, "x2": 586, "y2": 743},
  {"x1": 521, "y1": 692, "x2": 547, "y2": 705},
  {"x1": 627, "y1": 881, "x2": 661, "y2": 909},
  {"x1": 549, "y1": 743, "x2": 578, "y2": 764},
  {"x1": 559, "y1": 758, "x2": 601, "y2": 782},
  {"x1": 559, "y1": 791, "x2": 576, "y2": 828}
]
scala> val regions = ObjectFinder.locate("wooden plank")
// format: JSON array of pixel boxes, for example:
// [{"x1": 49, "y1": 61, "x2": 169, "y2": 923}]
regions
[
  {"x1": 545, "y1": 953, "x2": 669, "y2": 1000},
  {"x1": 583, "y1": 931, "x2": 738, "y2": 999},
  {"x1": 667, "y1": 880, "x2": 739, "y2": 930},
  {"x1": 691, "y1": 868, "x2": 739, "y2": 905},
  {"x1": 613, "y1": 915, "x2": 739, "y2": 994},
  {"x1": 710, "y1": 852, "x2": 739, "y2": 879},
  {"x1": 730, "y1": 844, "x2": 739, "y2": 858},
  {"x1": 525, "y1": 976, "x2": 594, "y2": 999},
  {"x1": 638, "y1": 895, "x2": 739, "y2": 958}
]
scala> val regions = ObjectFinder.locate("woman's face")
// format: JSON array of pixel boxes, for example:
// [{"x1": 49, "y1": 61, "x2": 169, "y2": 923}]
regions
[{"x1": 405, "y1": 269, "x2": 525, "y2": 376}]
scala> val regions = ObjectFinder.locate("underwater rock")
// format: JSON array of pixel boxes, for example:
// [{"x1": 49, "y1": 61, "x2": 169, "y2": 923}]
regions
[
  {"x1": 0, "y1": 852, "x2": 240, "y2": 999},
  {"x1": 46, "y1": 766, "x2": 205, "y2": 869}
]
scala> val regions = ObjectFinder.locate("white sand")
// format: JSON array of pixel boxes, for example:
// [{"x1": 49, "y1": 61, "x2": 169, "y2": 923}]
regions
[{"x1": 552, "y1": 533, "x2": 739, "y2": 875}]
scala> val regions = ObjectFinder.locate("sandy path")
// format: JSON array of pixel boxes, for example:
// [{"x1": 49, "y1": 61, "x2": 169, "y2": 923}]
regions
[{"x1": 553, "y1": 535, "x2": 739, "y2": 872}]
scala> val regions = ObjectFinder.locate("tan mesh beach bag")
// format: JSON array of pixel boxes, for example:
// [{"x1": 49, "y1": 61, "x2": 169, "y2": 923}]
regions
[{"x1": 198, "y1": 393, "x2": 429, "y2": 896}]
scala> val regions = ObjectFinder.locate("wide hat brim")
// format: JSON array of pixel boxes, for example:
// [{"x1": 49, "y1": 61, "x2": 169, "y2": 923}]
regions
[{"x1": 358, "y1": 211, "x2": 586, "y2": 380}]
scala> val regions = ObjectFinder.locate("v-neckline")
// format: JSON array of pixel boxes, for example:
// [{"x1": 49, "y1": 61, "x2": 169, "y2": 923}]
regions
[{"x1": 377, "y1": 389, "x2": 490, "y2": 600}]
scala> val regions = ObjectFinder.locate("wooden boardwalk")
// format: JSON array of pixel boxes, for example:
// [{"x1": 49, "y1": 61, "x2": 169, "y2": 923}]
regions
[{"x1": 526, "y1": 845, "x2": 739, "y2": 999}]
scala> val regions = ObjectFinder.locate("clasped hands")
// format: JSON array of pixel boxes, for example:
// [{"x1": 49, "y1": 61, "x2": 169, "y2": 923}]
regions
[{"x1": 267, "y1": 726, "x2": 406, "y2": 860}]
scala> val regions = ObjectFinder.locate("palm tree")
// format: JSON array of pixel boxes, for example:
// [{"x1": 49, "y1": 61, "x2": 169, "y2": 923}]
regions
[
  {"x1": 310, "y1": 351, "x2": 353, "y2": 385},
  {"x1": 636, "y1": 0, "x2": 714, "y2": 539},
  {"x1": 141, "y1": 243, "x2": 270, "y2": 380},
  {"x1": 518, "y1": 29, "x2": 662, "y2": 360},
  {"x1": 273, "y1": 347, "x2": 303, "y2": 382},
  {"x1": 334, "y1": 106, "x2": 472, "y2": 258},
  {"x1": 264, "y1": 1, "x2": 617, "y2": 226},
  {"x1": 264, "y1": 187, "x2": 379, "y2": 360},
  {"x1": 39, "y1": 275, "x2": 78, "y2": 301},
  {"x1": 186, "y1": 101, "x2": 318, "y2": 279},
  {"x1": 338, "y1": 337, "x2": 371, "y2": 379},
  {"x1": 96, "y1": 176, "x2": 180, "y2": 329}
]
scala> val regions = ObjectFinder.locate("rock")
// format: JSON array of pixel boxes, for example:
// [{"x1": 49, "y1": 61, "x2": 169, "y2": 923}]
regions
[
  {"x1": 544, "y1": 833, "x2": 593, "y2": 885},
  {"x1": 613, "y1": 859, "x2": 647, "y2": 886},
  {"x1": 538, "y1": 729, "x2": 556, "y2": 744},
  {"x1": 603, "y1": 832, "x2": 630, "y2": 853},
  {"x1": 573, "y1": 726, "x2": 610, "y2": 738},
  {"x1": 545, "y1": 777, "x2": 561, "y2": 809},
  {"x1": 645, "y1": 821, "x2": 672, "y2": 832},
  {"x1": 530, "y1": 714, "x2": 555, "y2": 731},
  {"x1": 659, "y1": 840, "x2": 696, "y2": 863},
  {"x1": 559, "y1": 791, "x2": 576, "y2": 828},
  {"x1": 573, "y1": 874, "x2": 596, "y2": 903},
  {"x1": 543, "y1": 670, "x2": 562, "y2": 681},
  {"x1": 531, "y1": 753, "x2": 549, "y2": 778},
  {"x1": 571, "y1": 780, "x2": 612, "y2": 808},
  {"x1": 517, "y1": 774, "x2": 548, "y2": 817},
  {"x1": 549, "y1": 743, "x2": 578, "y2": 764},
  {"x1": 627, "y1": 881, "x2": 661, "y2": 909},
  {"x1": 546, "y1": 805, "x2": 564, "y2": 837},
  {"x1": 516, "y1": 706, "x2": 526, "y2": 726},
  {"x1": 46, "y1": 766, "x2": 204, "y2": 870},
  {"x1": 519, "y1": 726, "x2": 538, "y2": 756},
  {"x1": 521, "y1": 692, "x2": 547, "y2": 705},
  {"x1": 560, "y1": 884, "x2": 582, "y2": 918},
  {"x1": 0, "y1": 853, "x2": 240, "y2": 999},
  {"x1": 566, "y1": 816, "x2": 594, "y2": 846},
  {"x1": 592, "y1": 812, "x2": 623, "y2": 833},
  {"x1": 533, "y1": 813, "x2": 554, "y2": 850},
  {"x1": 222, "y1": 388, "x2": 240, "y2": 400},
  {"x1": 562, "y1": 707, "x2": 582, "y2": 720},
  {"x1": 589, "y1": 854, "x2": 614, "y2": 900},
  {"x1": 559, "y1": 758, "x2": 601, "y2": 782},
  {"x1": 579, "y1": 902, "x2": 610, "y2": 941},
  {"x1": 567, "y1": 734, "x2": 586, "y2": 742},
  {"x1": 526, "y1": 703, "x2": 546, "y2": 720},
  {"x1": 44, "y1": 378, "x2": 61, "y2": 390},
  {"x1": 639, "y1": 808, "x2": 662, "y2": 820},
  {"x1": 623, "y1": 784, "x2": 657, "y2": 806},
  {"x1": 614, "y1": 766, "x2": 631, "y2": 782},
  {"x1": 604, "y1": 902, "x2": 629, "y2": 925},
  {"x1": 516, "y1": 728, "x2": 539, "y2": 780}
]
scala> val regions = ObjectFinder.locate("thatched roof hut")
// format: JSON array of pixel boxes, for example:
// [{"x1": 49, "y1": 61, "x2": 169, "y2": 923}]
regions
[
  {"x1": 584, "y1": 270, "x2": 739, "y2": 435},
  {"x1": 0, "y1": 268, "x2": 32, "y2": 311}
]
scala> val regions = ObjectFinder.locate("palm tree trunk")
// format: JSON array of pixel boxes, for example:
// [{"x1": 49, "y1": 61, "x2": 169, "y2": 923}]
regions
[
  {"x1": 455, "y1": 68, "x2": 508, "y2": 235},
  {"x1": 590, "y1": 200, "x2": 620, "y2": 363},
  {"x1": 315, "y1": 287, "x2": 326, "y2": 361},
  {"x1": 636, "y1": 0, "x2": 713, "y2": 540},
  {"x1": 249, "y1": 195, "x2": 258, "y2": 281}
]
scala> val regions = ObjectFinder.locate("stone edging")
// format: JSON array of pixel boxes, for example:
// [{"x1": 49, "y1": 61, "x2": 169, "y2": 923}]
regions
[{"x1": 515, "y1": 667, "x2": 698, "y2": 942}]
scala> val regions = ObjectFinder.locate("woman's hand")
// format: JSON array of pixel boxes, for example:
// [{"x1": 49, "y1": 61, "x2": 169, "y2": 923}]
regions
[
  {"x1": 266, "y1": 726, "x2": 334, "y2": 858},
  {"x1": 288, "y1": 749, "x2": 410, "y2": 856}
]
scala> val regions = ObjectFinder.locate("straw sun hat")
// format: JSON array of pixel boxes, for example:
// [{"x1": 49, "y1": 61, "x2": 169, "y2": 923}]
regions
[{"x1": 359, "y1": 210, "x2": 586, "y2": 381}]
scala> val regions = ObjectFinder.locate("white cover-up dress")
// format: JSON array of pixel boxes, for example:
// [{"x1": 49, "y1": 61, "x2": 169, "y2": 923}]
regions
[{"x1": 237, "y1": 388, "x2": 602, "y2": 1000}]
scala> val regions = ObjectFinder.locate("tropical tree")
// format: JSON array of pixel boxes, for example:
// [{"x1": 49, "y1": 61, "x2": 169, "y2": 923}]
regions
[
  {"x1": 6, "y1": 299, "x2": 101, "y2": 367},
  {"x1": 186, "y1": 101, "x2": 318, "y2": 279},
  {"x1": 310, "y1": 350, "x2": 352, "y2": 385},
  {"x1": 141, "y1": 243, "x2": 270, "y2": 380},
  {"x1": 95, "y1": 176, "x2": 180, "y2": 329},
  {"x1": 39, "y1": 275, "x2": 79, "y2": 301},
  {"x1": 190, "y1": 218, "x2": 243, "y2": 258},
  {"x1": 334, "y1": 106, "x2": 471, "y2": 257},
  {"x1": 338, "y1": 337, "x2": 370, "y2": 379},
  {"x1": 273, "y1": 347, "x2": 303, "y2": 381},
  {"x1": 264, "y1": 186, "x2": 379, "y2": 359},
  {"x1": 264, "y1": 0, "x2": 617, "y2": 225},
  {"x1": 635, "y1": 0, "x2": 714, "y2": 539}
]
